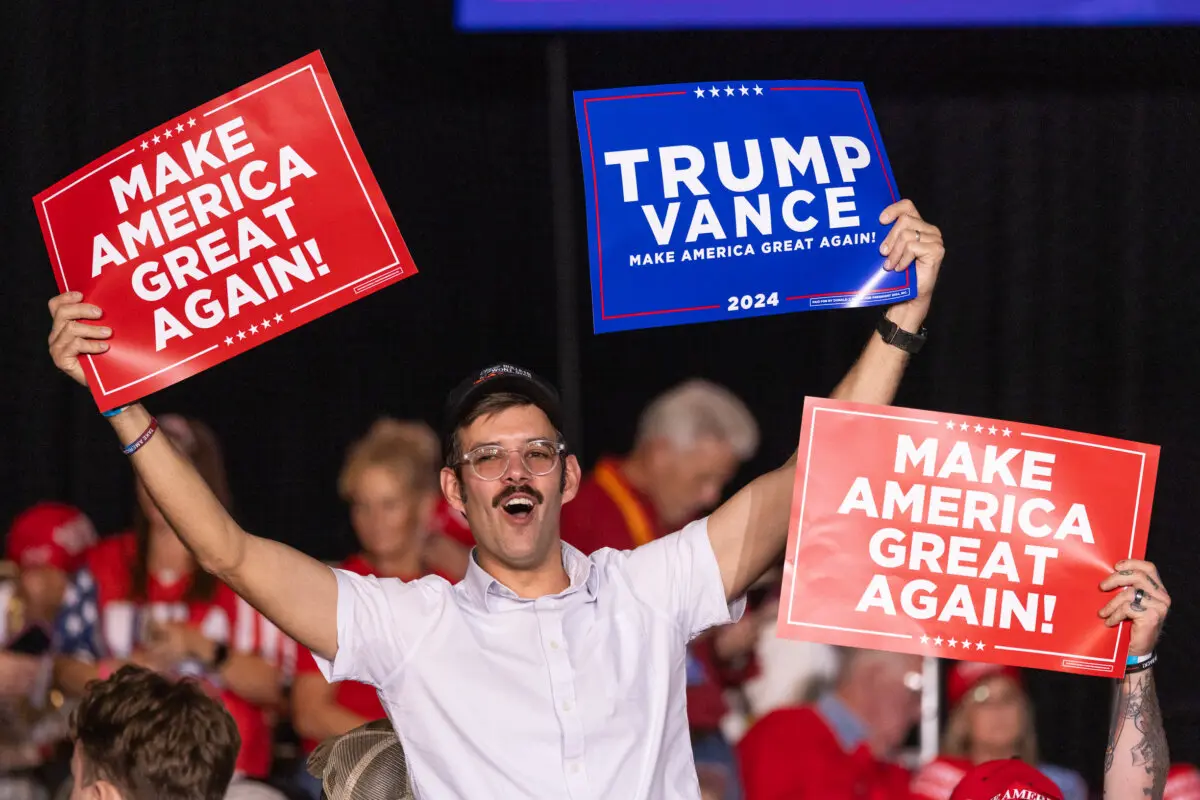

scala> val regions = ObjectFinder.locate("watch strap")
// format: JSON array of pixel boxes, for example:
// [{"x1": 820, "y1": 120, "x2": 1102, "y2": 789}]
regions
[{"x1": 877, "y1": 315, "x2": 928, "y2": 354}]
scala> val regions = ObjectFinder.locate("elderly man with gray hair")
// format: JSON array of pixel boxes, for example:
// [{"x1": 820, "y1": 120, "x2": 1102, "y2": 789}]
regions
[{"x1": 561, "y1": 378, "x2": 763, "y2": 800}]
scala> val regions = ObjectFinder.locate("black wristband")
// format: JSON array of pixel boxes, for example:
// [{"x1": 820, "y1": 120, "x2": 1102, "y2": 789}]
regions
[
  {"x1": 876, "y1": 315, "x2": 928, "y2": 354},
  {"x1": 1126, "y1": 651, "x2": 1157, "y2": 674},
  {"x1": 209, "y1": 642, "x2": 230, "y2": 670}
]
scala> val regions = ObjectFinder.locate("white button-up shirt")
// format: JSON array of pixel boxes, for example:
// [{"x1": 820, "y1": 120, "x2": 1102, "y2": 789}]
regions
[{"x1": 315, "y1": 517, "x2": 743, "y2": 800}]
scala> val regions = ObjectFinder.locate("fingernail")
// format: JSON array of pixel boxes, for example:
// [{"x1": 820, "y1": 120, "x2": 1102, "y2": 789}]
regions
[
  {"x1": 100, "y1": 327, "x2": 111, "y2": 335},
  {"x1": 99, "y1": 343, "x2": 109, "y2": 351},
  {"x1": 880, "y1": 243, "x2": 890, "y2": 255},
  {"x1": 879, "y1": 212, "x2": 889, "y2": 223}
]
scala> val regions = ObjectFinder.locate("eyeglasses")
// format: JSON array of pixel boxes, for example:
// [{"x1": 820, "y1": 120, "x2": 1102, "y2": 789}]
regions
[{"x1": 458, "y1": 439, "x2": 566, "y2": 481}]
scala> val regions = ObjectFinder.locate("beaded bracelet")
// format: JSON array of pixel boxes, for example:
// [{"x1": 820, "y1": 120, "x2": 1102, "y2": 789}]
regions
[{"x1": 122, "y1": 417, "x2": 159, "y2": 456}]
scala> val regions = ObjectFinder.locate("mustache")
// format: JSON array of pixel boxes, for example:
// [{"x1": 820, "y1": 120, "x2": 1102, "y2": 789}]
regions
[{"x1": 493, "y1": 484, "x2": 545, "y2": 508}]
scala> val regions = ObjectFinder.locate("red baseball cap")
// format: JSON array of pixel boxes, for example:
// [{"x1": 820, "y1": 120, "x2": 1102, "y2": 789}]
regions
[
  {"x1": 1166, "y1": 764, "x2": 1200, "y2": 800},
  {"x1": 947, "y1": 661, "x2": 1024, "y2": 711},
  {"x1": 950, "y1": 759, "x2": 1063, "y2": 800},
  {"x1": 5, "y1": 502, "x2": 97, "y2": 573}
]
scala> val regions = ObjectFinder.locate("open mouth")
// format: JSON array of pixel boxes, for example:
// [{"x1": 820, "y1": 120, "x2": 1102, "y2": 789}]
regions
[{"x1": 500, "y1": 496, "x2": 537, "y2": 520}]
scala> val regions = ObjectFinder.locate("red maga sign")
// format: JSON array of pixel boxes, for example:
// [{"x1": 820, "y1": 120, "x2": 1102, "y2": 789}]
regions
[
  {"x1": 34, "y1": 51, "x2": 415, "y2": 412},
  {"x1": 776, "y1": 397, "x2": 1159, "y2": 678}
]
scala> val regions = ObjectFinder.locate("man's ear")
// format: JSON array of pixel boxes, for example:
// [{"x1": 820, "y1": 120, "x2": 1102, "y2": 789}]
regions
[
  {"x1": 441, "y1": 467, "x2": 466, "y2": 514},
  {"x1": 561, "y1": 454, "x2": 582, "y2": 504}
]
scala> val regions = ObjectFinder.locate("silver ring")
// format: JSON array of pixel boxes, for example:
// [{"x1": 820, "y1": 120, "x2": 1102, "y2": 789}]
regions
[
  {"x1": 1131, "y1": 588, "x2": 1146, "y2": 611},
  {"x1": 914, "y1": 229, "x2": 921, "y2": 242}
]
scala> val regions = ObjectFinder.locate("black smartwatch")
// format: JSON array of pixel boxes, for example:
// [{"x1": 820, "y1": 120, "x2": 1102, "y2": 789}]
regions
[{"x1": 876, "y1": 314, "x2": 928, "y2": 355}]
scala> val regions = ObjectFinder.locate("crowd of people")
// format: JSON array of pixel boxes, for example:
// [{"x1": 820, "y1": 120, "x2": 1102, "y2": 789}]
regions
[{"x1": 0, "y1": 198, "x2": 1186, "y2": 799}]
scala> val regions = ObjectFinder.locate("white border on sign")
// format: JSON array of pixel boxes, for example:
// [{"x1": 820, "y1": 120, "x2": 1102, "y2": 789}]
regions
[
  {"x1": 782, "y1": 406, "x2": 1147, "y2": 667},
  {"x1": 41, "y1": 64, "x2": 401, "y2": 397}
]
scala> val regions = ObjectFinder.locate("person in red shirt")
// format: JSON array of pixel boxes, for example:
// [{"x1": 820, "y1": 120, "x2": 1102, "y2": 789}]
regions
[
  {"x1": 910, "y1": 662, "x2": 1086, "y2": 800},
  {"x1": 738, "y1": 648, "x2": 923, "y2": 800},
  {"x1": 561, "y1": 379, "x2": 762, "y2": 800},
  {"x1": 1, "y1": 502, "x2": 96, "y2": 797},
  {"x1": 52, "y1": 415, "x2": 293, "y2": 800},
  {"x1": 289, "y1": 418, "x2": 452, "y2": 800}
]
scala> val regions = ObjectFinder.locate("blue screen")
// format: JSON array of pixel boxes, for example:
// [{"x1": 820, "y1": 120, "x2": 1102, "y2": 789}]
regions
[{"x1": 457, "y1": 0, "x2": 1200, "y2": 30}]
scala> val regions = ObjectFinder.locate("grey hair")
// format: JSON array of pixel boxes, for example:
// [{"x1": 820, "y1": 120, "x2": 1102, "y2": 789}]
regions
[{"x1": 634, "y1": 379, "x2": 759, "y2": 460}]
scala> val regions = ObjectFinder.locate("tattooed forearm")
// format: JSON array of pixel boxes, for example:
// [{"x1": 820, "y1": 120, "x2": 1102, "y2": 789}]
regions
[{"x1": 1105, "y1": 671, "x2": 1169, "y2": 799}]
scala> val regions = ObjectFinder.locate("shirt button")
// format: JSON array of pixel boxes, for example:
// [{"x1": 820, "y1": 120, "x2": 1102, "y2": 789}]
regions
[
  {"x1": 569, "y1": 762, "x2": 582, "y2": 775},
  {"x1": 562, "y1": 700, "x2": 573, "y2": 712},
  {"x1": 549, "y1": 640, "x2": 560, "y2": 650}
]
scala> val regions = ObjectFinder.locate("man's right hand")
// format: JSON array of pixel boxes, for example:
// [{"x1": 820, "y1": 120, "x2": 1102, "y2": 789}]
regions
[{"x1": 48, "y1": 291, "x2": 110, "y2": 387}]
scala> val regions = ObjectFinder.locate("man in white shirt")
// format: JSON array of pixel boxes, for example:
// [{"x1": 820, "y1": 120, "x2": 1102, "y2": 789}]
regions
[{"x1": 45, "y1": 199, "x2": 944, "y2": 799}]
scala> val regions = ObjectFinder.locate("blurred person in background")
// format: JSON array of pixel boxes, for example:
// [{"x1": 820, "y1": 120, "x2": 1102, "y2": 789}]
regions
[
  {"x1": 561, "y1": 379, "x2": 767, "y2": 799},
  {"x1": 738, "y1": 647, "x2": 923, "y2": 799},
  {"x1": 910, "y1": 662, "x2": 1086, "y2": 800},
  {"x1": 67, "y1": 664, "x2": 240, "y2": 800},
  {"x1": 290, "y1": 418, "x2": 454, "y2": 800},
  {"x1": 51, "y1": 415, "x2": 293, "y2": 800},
  {"x1": 1, "y1": 503, "x2": 96, "y2": 800}
]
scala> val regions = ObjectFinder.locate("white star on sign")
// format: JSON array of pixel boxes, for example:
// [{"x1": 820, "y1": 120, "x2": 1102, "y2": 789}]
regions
[
  {"x1": 249, "y1": 324, "x2": 259, "y2": 334},
  {"x1": 976, "y1": 641, "x2": 986, "y2": 650},
  {"x1": 948, "y1": 637, "x2": 958, "y2": 648},
  {"x1": 959, "y1": 422, "x2": 969, "y2": 431},
  {"x1": 724, "y1": 85, "x2": 734, "y2": 96},
  {"x1": 152, "y1": 134, "x2": 160, "y2": 144},
  {"x1": 739, "y1": 85, "x2": 749, "y2": 96},
  {"x1": 709, "y1": 86, "x2": 720, "y2": 97},
  {"x1": 974, "y1": 424, "x2": 984, "y2": 433},
  {"x1": 1002, "y1": 427, "x2": 1012, "y2": 437},
  {"x1": 175, "y1": 123, "x2": 184, "y2": 133},
  {"x1": 163, "y1": 128, "x2": 173, "y2": 139},
  {"x1": 933, "y1": 636, "x2": 943, "y2": 646},
  {"x1": 695, "y1": 87, "x2": 706, "y2": 98},
  {"x1": 261, "y1": 318, "x2": 271, "y2": 329},
  {"x1": 274, "y1": 313, "x2": 284, "y2": 324},
  {"x1": 224, "y1": 336, "x2": 234, "y2": 346},
  {"x1": 753, "y1": 84, "x2": 764, "y2": 95},
  {"x1": 188, "y1": 117, "x2": 197, "y2": 127},
  {"x1": 919, "y1": 634, "x2": 930, "y2": 645},
  {"x1": 237, "y1": 330, "x2": 246, "y2": 340},
  {"x1": 961, "y1": 639, "x2": 973, "y2": 649},
  {"x1": 988, "y1": 426, "x2": 998, "y2": 435},
  {"x1": 140, "y1": 140, "x2": 149, "y2": 150},
  {"x1": 945, "y1": 420, "x2": 956, "y2": 430}
]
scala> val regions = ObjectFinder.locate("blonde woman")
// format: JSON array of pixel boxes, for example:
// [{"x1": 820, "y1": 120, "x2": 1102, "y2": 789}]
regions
[{"x1": 910, "y1": 662, "x2": 1087, "y2": 800}]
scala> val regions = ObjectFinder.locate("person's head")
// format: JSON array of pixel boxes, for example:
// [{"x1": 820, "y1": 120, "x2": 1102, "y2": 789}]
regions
[
  {"x1": 949, "y1": 759, "x2": 1063, "y2": 800},
  {"x1": 339, "y1": 419, "x2": 440, "y2": 562},
  {"x1": 629, "y1": 379, "x2": 758, "y2": 527},
  {"x1": 132, "y1": 414, "x2": 229, "y2": 601},
  {"x1": 440, "y1": 365, "x2": 581, "y2": 574},
  {"x1": 5, "y1": 502, "x2": 96, "y2": 622},
  {"x1": 69, "y1": 665, "x2": 239, "y2": 800},
  {"x1": 943, "y1": 663, "x2": 1036, "y2": 764},
  {"x1": 832, "y1": 647, "x2": 923, "y2": 756}
]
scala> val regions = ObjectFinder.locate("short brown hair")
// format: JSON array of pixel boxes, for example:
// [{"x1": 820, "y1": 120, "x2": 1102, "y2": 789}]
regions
[
  {"x1": 339, "y1": 418, "x2": 440, "y2": 500},
  {"x1": 71, "y1": 665, "x2": 240, "y2": 800},
  {"x1": 447, "y1": 393, "x2": 567, "y2": 500}
]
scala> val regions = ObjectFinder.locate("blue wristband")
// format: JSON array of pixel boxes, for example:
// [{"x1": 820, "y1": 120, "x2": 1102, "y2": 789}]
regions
[
  {"x1": 101, "y1": 405, "x2": 129, "y2": 418},
  {"x1": 1127, "y1": 651, "x2": 1154, "y2": 666}
]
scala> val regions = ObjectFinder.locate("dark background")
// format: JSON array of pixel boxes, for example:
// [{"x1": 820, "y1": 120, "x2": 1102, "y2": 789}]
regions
[{"x1": 2, "y1": 2, "x2": 1198, "y2": 790}]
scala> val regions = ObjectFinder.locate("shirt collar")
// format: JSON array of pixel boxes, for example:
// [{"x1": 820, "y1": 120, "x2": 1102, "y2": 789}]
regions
[
  {"x1": 462, "y1": 540, "x2": 599, "y2": 612},
  {"x1": 817, "y1": 692, "x2": 869, "y2": 753}
]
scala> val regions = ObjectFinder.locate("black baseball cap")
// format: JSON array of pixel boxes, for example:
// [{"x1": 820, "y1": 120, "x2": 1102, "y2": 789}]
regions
[{"x1": 442, "y1": 364, "x2": 564, "y2": 462}]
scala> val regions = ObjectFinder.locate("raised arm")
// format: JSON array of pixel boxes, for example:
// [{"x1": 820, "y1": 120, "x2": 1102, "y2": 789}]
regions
[
  {"x1": 47, "y1": 293, "x2": 339, "y2": 660},
  {"x1": 1100, "y1": 559, "x2": 1171, "y2": 800},
  {"x1": 708, "y1": 200, "x2": 945, "y2": 600}
]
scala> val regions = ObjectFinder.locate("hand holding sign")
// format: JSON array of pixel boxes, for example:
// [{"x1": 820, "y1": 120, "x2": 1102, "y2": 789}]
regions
[
  {"x1": 1100, "y1": 559, "x2": 1170, "y2": 657},
  {"x1": 48, "y1": 292, "x2": 108, "y2": 387},
  {"x1": 877, "y1": 199, "x2": 944, "y2": 330}
]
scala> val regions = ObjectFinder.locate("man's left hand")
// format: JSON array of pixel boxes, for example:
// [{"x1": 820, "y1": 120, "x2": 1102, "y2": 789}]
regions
[
  {"x1": 879, "y1": 199, "x2": 945, "y2": 329},
  {"x1": 1099, "y1": 559, "x2": 1170, "y2": 657}
]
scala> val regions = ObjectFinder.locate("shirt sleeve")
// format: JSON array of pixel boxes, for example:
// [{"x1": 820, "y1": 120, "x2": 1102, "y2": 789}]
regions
[
  {"x1": 53, "y1": 568, "x2": 102, "y2": 663},
  {"x1": 312, "y1": 567, "x2": 444, "y2": 688},
  {"x1": 622, "y1": 517, "x2": 745, "y2": 640}
]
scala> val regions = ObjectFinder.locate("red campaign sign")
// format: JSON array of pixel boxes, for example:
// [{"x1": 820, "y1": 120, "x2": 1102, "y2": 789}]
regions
[
  {"x1": 33, "y1": 51, "x2": 415, "y2": 411},
  {"x1": 776, "y1": 397, "x2": 1160, "y2": 678}
]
